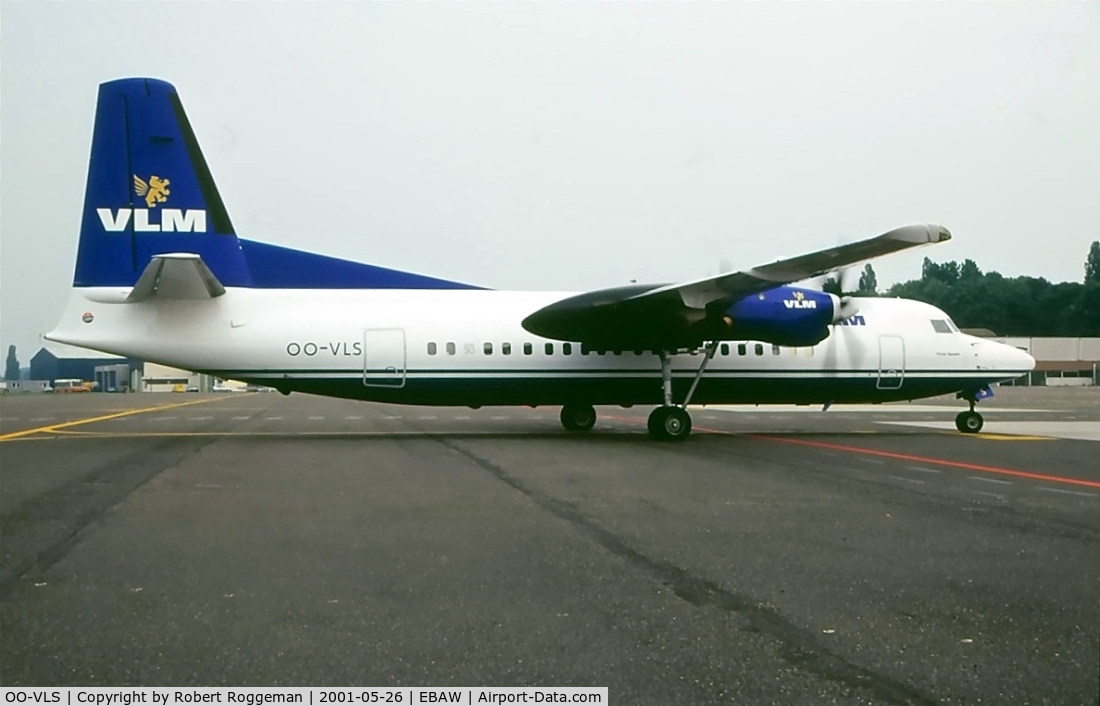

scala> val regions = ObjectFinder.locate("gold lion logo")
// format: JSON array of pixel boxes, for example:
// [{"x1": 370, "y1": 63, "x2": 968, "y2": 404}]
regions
[
  {"x1": 133, "y1": 174, "x2": 171, "y2": 208},
  {"x1": 793, "y1": 290, "x2": 804, "y2": 301}
]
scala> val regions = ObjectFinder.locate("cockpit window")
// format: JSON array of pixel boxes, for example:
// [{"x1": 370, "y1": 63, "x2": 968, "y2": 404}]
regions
[{"x1": 930, "y1": 319, "x2": 952, "y2": 334}]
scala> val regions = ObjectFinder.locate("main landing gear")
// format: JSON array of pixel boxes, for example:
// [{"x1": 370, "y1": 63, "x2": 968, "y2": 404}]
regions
[
  {"x1": 557, "y1": 343, "x2": 719, "y2": 441},
  {"x1": 646, "y1": 343, "x2": 718, "y2": 442},
  {"x1": 955, "y1": 390, "x2": 985, "y2": 434},
  {"x1": 560, "y1": 403, "x2": 597, "y2": 432}
]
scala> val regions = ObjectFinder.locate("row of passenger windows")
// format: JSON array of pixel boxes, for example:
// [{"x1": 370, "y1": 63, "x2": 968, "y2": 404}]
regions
[{"x1": 426, "y1": 342, "x2": 815, "y2": 357}]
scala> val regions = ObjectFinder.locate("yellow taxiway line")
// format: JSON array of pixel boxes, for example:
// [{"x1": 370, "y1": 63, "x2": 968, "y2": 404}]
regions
[{"x1": 0, "y1": 395, "x2": 250, "y2": 443}]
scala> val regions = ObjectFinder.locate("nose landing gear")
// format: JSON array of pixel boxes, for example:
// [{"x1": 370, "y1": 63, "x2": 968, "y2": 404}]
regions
[{"x1": 955, "y1": 387, "x2": 990, "y2": 434}]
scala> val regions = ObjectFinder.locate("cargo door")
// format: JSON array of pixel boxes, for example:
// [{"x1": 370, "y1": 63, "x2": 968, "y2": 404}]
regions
[{"x1": 363, "y1": 329, "x2": 406, "y2": 388}]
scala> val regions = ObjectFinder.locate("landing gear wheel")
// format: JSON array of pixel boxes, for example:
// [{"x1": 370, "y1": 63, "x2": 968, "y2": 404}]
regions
[
  {"x1": 560, "y1": 403, "x2": 597, "y2": 432},
  {"x1": 955, "y1": 411, "x2": 984, "y2": 434},
  {"x1": 647, "y1": 406, "x2": 692, "y2": 442}
]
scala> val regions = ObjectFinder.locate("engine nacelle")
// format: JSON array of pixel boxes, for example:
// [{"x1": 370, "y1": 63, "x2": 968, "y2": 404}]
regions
[{"x1": 721, "y1": 286, "x2": 843, "y2": 346}]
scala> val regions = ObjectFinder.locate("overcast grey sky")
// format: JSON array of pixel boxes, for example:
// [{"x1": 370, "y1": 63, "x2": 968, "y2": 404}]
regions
[{"x1": 2, "y1": 2, "x2": 1098, "y2": 360}]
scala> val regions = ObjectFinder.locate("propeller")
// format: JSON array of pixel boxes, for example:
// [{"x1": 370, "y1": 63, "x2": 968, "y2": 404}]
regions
[{"x1": 805, "y1": 263, "x2": 862, "y2": 324}]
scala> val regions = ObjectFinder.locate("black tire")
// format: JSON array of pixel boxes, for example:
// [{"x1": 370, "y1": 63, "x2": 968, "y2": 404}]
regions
[
  {"x1": 955, "y1": 411, "x2": 984, "y2": 434},
  {"x1": 647, "y1": 407, "x2": 666, "y2": 439},
  {"x1": 648, "y1": 406, "x2": 692, "y2": 441},
  {"x1": 560, "y1": 403, "x2": 596, "y2": 432}
]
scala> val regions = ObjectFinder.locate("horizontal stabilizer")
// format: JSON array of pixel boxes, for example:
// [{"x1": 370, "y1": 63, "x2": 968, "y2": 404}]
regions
[{"x1": 127, "y1": 253, "x2": 226, "y2": 302}]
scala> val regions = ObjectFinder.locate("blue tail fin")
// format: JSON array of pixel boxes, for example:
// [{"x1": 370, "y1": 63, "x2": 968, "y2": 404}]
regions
[
  {"x1": 75, "y1": 77, "x2": 483, "y2": 291},
  {"x1": 75, "y1": 78, "x2": 253, "y2": 288}
]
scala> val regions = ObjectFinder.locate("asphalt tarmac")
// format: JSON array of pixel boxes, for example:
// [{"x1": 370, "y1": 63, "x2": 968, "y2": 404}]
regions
[{"x1": 1, "y1": 388, "x2": 1097, "y2": 705}]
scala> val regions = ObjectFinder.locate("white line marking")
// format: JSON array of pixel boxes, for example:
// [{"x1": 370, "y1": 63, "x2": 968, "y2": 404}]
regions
[
  {"x1": 819, "y1": 451, "x2": 838, "y2": 457},
  {"x1": 189, "y1": 416, "x2": 213, "y2": 421},
  {"x1": 454, "y1": 416, "x2": 471, "y2": 420},
  {"x1": 231, "y1": 416, "x2": 250, "y2": 421},
  {"x1": 381, "y1": 415, "x2": 402, "y2": 420},
  {"x1": 861, "y1": 458, "x2": 885, "y2": 465},
  {"x1": 888, "y1": 475, "x2": 925, "y2": 485},
  {"x1": 265, "y1": 416, "x2": 283, "y2": 421},
  {"x1": 1036, "y1": 487, "x2": 1098, "y2": 499},
  {"x1": 417, "y1": 416, "x2": 437, "y2": 420},
  {"x1": 344, "y1": 416, "x2": 362, "y2": 420},
  {"x1": 308, "y1": 416, "x2": 325, "y2": 420},
  {"x1": 906, "y1": 466, "x2": 942, "y2": 474},
  {"x1": 29, "y1": 417, "x2": 55, "y2": 422},
  {"x1": 151, "y1": 416, "x2": 177, "y2": 421},
  {"x1": 490, "y1": 416, "x2": 510, "y2": 420},
  {"x1": 968, "y1": 476, "x2": 1013, "y2": 486},
  {"x1": 961, "y1": 488, "x2": 1007, "y2": 501}
]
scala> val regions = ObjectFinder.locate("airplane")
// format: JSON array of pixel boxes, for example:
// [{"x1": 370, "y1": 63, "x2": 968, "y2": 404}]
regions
[{"x1": 46, "y1": 78, "x2": 1035, "y2": 441}]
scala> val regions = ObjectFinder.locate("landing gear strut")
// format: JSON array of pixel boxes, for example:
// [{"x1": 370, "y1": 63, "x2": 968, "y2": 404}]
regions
[
  {"x1": 647, "y1": 342, "x2": 718, "y2": 442},
  {"x1": 560, "y1": 402, "x2": 597, "y2": 432},
  {"x1": 955, "y1": 392, "x2": 984, "y2": 434}
]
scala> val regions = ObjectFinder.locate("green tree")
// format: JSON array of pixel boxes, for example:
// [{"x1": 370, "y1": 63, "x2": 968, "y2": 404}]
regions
[
  {"x1": 857, "y1": 263, "x2": 878, "y2": 295},
  {"x1": 959, "y1": 259, "x2": 982, "y2": 281},
  {"x1": 888, "y1": 257, "x2": 1092, "y2": 336},
  {"x1": 1086, "y1": 241, "x2": 1100, "y2": 284},
  {"x1": 4, "y1": 345, "x2": 19, "y2": 381}
]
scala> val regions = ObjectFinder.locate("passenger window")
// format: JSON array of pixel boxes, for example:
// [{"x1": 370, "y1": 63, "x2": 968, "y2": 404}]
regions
[
  {"x1": 772, "y1": 345, "x2": 780, "y2": 356},
  {"x1": 446, "y1": 342, "x2": 456, "y2": 355},
  {"x1": 545, "y1": 342, "x2": 554, "y2": 355},
  {"x1": 427, "y1": 342, "x2": 437, "y2": 355},
  {"x1": 634, "y1": 350, "x2": 645, "y2": 356},
  {"x1": 563, "y1": 343, "x2": 572, "y2": 355},
  {"x1": 738, "y1": 344, "x2": 747, "y2": 356},
  {"x1": 523, "y1": 342, "x2": 532, "y2": 355},
  {"x1": 931, "y1": 319, "x2": 952, "y2": 334},
  {"x1": 720, "y1": 343, "x2": 729, "y2": 356},
  {"x1": 612, "y1": 350, "x2": 621, "y2": 356},
  {"x1": 755, "y1": 343, "x2": 764, "y2": 356},
  {"x1": 502, "y1": 342, "x2": 511, "y2": 355},
  {"x1": 581, "y1": 344, "x2": 591, "y2": 355},
  {"x1": 484, "y1": 342, "x2": 493, "y2": 355}
]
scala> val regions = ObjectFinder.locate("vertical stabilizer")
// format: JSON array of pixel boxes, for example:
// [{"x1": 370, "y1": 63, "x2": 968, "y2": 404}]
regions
[{"x1": 74, "y1": 78, "x2": 252, "y2": 288}]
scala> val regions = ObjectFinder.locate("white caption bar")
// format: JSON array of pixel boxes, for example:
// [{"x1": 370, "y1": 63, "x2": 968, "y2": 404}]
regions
[{"x1": 0, "y1": 689, "x2": 608, "y2": 706}]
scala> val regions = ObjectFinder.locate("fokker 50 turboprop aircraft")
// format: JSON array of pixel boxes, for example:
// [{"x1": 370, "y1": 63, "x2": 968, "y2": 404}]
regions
[{"x1": 47, "y1": 78, "x2": 1035, "y2": 440}]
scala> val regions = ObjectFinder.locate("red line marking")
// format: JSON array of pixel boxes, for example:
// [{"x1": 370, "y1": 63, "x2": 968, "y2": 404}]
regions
[
  {"x1": 606, "y1": 414, "x2": 1100, "y2": 490},
  {"x1": 737, "y1": 432, "x2": 1100, "y2": 490}
]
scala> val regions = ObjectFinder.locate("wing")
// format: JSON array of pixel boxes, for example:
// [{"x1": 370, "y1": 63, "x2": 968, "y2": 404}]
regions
[
  {"x1": 133, "y1": 174, "x2": 149, "y2": 196},
  {"x1": 521, "y1": 223, "x2": 951, "y2": 347}
]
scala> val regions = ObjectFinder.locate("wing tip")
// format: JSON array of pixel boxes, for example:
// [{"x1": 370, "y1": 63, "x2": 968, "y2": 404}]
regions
[{"x1": 888, "y1": 223, "x2": 952, "y2": 245}]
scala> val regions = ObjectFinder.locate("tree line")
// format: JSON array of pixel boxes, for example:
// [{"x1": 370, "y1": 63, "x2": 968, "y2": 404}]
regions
[{"x1": 844, "y1": 241, "x2": 1100, "y2": 337}]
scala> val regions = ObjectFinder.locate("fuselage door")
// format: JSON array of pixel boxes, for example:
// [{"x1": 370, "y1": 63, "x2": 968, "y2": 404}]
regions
[
  {"x1": 363, "y1": 328, "x2": 406, "y2": 388},
  {"x1": 877, "y1": 335, "x2": 905, "y2": 390}
]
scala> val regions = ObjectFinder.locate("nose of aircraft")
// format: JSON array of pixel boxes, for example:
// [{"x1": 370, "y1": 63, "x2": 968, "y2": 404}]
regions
[{"x1": 987, "y1": 340, "x2": 1035, "y2": 373}]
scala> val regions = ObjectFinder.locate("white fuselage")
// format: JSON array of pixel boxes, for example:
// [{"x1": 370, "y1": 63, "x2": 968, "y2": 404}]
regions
[{"x1": 47, "y1": 289, "x2": 1035, "y2": 406}]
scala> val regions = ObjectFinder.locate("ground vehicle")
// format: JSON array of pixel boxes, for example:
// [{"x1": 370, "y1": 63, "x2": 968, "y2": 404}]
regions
[{"x1": 53, "y1": 378, "x2": 94, "y2": 393}]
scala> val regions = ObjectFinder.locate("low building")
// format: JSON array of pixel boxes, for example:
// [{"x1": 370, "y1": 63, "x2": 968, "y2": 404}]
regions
[
  {"x1": 139, "y1": 362, "x2": 221, "y2": 392},
  {"x1": 30, "y1": 344, "x2": 140, "y2": 389},
  {"x1": 0, "y1": 380, "x2": 54, "y2": 394}
]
